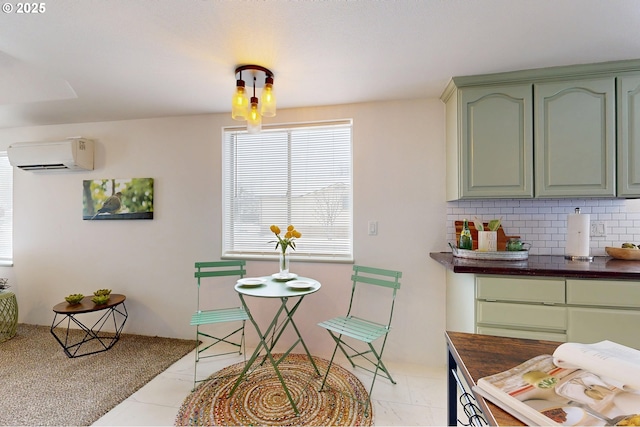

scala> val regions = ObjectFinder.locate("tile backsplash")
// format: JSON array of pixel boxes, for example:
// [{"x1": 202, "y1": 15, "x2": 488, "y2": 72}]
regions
[{"x1": 447, "y1": 198, "x2": 640, "y2": 256}]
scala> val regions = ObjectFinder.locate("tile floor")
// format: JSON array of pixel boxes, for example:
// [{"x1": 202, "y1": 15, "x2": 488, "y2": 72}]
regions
[{"x1": 92, "y1": 348, "x2": 449, "y2": 426}]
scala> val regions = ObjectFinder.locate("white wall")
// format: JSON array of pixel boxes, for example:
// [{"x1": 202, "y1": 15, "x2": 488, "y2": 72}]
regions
[{"x1": 0, "y1": 98, "x2": 448, "y2": 366}]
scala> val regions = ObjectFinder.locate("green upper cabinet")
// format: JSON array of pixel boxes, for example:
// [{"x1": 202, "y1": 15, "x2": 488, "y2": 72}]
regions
[
  {"x1": 534, "y1": 78, "x2": 616, "y2": 197},
  {"x1": 443, "y1": 84, "x2": 533, "y2": 200},
  {"x1": 459, "y1": 85, "x2": 534, "y2": 198},
  {"x1": 442, "y1": 59, "x2": 640, "y2": 200},
  {"x1": 617, "y1": 74, "x2": 640, "y2": 197}
]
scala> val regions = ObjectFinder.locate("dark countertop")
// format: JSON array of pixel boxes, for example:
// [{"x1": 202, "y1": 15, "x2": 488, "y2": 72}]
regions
[{"x1": 430, "y1": 252, "x2": 640, "y2": 280}]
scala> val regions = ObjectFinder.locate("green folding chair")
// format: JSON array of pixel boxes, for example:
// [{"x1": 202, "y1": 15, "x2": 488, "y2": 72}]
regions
[
  {"x1": 190, "y1": 260, "x2": 249, "y2": 390},
  {"x1": 318, "y1": 265, "x2": 402, "y2": 416}
]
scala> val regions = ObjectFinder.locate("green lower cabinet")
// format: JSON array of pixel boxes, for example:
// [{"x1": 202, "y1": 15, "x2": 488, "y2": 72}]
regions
[
  {"x1": 567, "y1": 307, "x2": 640, "y2": 349},
  {"x1": 473, "y1": 276, "x2": 640, "y2": 348},
  {"x1": 476, "y1": 326, "x2": 567, "y2": 342},
  {"x1": 476, "y1": 300, "x2": 567, "y2": 343},
  {"x1": 476, "y1": 301, "x2": 566, "y2": 331},
  {"x1": 566, "y1": 279, "x2": 640, "y2": 307},
  {"x1": 566, "y1": 279, "x2": 640, "y2": 349}
]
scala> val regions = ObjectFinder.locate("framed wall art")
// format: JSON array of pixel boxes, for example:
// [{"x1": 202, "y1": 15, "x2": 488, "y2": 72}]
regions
[{"x1": 83, "y1": 178, "x2": 154, "y2": 220}]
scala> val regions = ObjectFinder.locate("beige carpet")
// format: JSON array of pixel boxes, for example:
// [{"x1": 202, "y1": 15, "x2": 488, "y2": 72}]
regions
[{"x1": 0, "y1": 324, "x2": 197, "y2": 426}]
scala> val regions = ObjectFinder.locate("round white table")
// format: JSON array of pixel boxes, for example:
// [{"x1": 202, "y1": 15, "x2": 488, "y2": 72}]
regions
[{"x1": 230, "y1": 275, "x2": 321, "y2": 415}]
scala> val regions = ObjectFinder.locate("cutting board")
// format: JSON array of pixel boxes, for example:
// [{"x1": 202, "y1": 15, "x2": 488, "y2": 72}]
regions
[{"x1": 454, "y1": 221, "x2": 519, "y2": 251}]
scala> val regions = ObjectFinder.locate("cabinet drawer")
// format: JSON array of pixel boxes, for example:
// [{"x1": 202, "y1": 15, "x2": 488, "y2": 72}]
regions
[
  {"x1": 477, "y1": 276, "x2": 565, "y2": 304},
  {"x1": 567, "y1": 279, "x2": 640, "y2": 308},
  {"x1": 477, "y1": 326, "x2": 567, "y2": 342},
  {"x1": 477, "y1": 301, "x2": 567, "y2": 331},
  {"x1": 568, "y1": 307, "x2": 640, "y2": 349}
]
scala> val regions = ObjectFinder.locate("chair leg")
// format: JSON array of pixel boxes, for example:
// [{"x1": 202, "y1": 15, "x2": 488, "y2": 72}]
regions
[
  {"x1": 193, "y1": 324, "x2": 247, "y2": 391},
  {"x1": 320, "y1": 335, "x2": 341, "y2": 391},
  {"x1": 327, "y1": 331, "x2": 358, "y2": 369},
  {"x1": 320, "y1": 334, "x2": 396, "y2": 417},
  {"x1": 193, "y1": 326, "x2": 200, "y2": 391},
  {"x1": 364, "y1": 335, "x2": 395, "y2": 382},
  {"x1": 240, "y1": 320, "x2": 245, "y2": 356},
  {"x1": 320, "y1": 334, "x2": 374, "y2": 417}
]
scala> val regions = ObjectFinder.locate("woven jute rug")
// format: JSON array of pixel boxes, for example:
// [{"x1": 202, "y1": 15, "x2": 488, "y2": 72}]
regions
[
  {"x1": 0, "y1": 323, "x2": 197, "y2": 426},
  {"x1": 175, "y1": 353, "x2": 373, "y2": 426}
]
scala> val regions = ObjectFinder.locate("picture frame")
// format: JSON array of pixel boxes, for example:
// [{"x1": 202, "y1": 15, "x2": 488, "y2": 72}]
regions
[{"x1": 83, "y1": 178, "x2": 154, "y2": 220}]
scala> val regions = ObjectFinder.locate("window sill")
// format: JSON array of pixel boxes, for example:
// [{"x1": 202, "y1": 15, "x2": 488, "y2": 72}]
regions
[{"x1": 222, "y1": 253, "x2": 354, "y2": 264}]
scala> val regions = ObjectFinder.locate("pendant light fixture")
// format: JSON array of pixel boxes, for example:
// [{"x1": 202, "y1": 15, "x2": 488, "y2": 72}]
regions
[{"x1": 232, "y1": 65, "x2": 276, "y2": 133}]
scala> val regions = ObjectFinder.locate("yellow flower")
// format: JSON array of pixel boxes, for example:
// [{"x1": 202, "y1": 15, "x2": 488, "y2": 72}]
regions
[{"x1": 269, "y1": 224, "x2": 301, "y2": 253}]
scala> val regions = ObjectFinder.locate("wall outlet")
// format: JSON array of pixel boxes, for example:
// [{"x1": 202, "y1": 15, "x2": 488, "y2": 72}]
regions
[{"x1": 590, "y1": 221, "x2": 606, "y2": 237}]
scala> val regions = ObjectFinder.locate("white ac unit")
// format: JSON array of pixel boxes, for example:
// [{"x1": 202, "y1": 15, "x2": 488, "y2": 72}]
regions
[{"x1": 7, "y1": 138, "x2": 94, "y2": 171}]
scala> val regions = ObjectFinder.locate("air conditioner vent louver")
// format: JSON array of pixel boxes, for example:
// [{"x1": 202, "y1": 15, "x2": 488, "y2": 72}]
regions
[
  {"x1": 19, "y1": 164, "x2": 68, "y2": 170},
  {"x1": 7, "y1": 138, "x2": 94, "y2": 172}
]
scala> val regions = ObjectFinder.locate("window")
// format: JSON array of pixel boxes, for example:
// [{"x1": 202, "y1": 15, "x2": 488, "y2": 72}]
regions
[
  {"x1": 222, "y1": 120, "x2": 353, "y2": 262},
  {"x1": 0, "y1": 152, "x2": 13, "y2": 266}
]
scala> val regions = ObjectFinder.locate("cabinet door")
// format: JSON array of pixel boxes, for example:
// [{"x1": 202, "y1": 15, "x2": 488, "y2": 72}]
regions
[
  {"x1": 476, "y1": 301, "x2": 567, "y2": 331},
  {"x1": 568, "y1": 307, "x2": 640, "y2": 349},
  {"x1": 534, "y1": 78, "x2": 616, "y2": 197},
  {"x1": 477, "y1": 326, "x2": 567, "y2": 342},
  {"x1": 459, "y1": 85, "x2": 533, "y2": 198},
  {"x1": 477, "y1": 276, "x2": 565, "y2": 304},
  {"x1": 618, "y1": 74, "x2": 640, "y2": 197},
  {"x1": 567, "y1": 279, "x2": 640, "y2": 308}
]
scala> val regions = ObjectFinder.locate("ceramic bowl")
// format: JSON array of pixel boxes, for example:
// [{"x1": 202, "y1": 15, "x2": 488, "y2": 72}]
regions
[
  {"x1": 605, "y1": 246, "x2": 640, "y2": 260},
  {"x1": 93, "y1": 288, "x2": 112, "y2": 297},
  {"x1": 91, "y1": 294, "x2": 110, "y2": 305},
  {"x1": 65, "y1": 294, "x2": 84, "y2": 305}
]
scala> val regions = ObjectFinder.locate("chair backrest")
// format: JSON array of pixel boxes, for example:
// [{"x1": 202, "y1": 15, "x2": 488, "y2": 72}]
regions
[
  {"x1": 195, "y1": 260, "x2": 246, "y2": 283},
  {"x1": 346, "y1": 265, "x2": 402, "y2": 327},
  {"x1": 195, "y1": 260, "x2": 246, "y2": 310}
]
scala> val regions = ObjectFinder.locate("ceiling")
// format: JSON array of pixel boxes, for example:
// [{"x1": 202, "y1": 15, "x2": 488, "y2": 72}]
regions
[{"x1": 2, "y1": 0, "x2": 640, "y2": 129}]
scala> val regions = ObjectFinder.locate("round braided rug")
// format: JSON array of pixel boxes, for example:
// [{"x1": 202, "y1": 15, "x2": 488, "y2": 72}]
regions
[{"x1": 175, "y1": 353, "x2": 373, "y2": 426}]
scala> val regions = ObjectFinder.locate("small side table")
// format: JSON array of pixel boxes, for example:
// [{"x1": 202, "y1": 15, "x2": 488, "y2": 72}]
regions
[
  {"x1": 0, "y1": 291, "x2": 18, "y2": 342},
  {"x1": 51, "y1": 294, "x2": 128, "y2": 358}
]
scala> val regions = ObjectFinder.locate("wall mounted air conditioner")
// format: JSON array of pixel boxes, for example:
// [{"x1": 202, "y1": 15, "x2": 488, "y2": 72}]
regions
[{"x1": 7, "y1": 138, "x2": 94, "y2": 171}]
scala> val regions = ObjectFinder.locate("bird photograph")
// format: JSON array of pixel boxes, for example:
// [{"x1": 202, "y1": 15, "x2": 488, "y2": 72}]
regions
[
  {"x1": 82, "y1": 178, "x2": 154, "y2": 220},
  {"x1": 91, "y1": 192, "x2": 122, "y2": 219}
]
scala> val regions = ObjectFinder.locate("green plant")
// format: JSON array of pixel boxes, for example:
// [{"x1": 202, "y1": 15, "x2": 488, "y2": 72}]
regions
[
  {"x1": 65, "y1": 294, "x2": 84, "y2": 304},
  {"x1": 0, "y1": 278, "x2": 9, "y2": 290}
]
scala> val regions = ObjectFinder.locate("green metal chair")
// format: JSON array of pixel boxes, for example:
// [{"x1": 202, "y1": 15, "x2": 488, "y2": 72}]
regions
[
  {"x1": 318, "y1": 265, "x2": 402, "y2": 416},
  {"x1": 190, "y1": 260, "x2": 249, "y2": 390}
]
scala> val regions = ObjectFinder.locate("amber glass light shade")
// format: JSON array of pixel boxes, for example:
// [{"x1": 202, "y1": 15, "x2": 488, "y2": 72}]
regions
[
  {"x1": 231, "y1": 80, "x2": 249, "y2": 121},
  {"x1": 247, "y1": 97, "x2": 261, "y2": 134},
  {"x1": 260, "y1": 77, "x2": 276, "y2": 118}
]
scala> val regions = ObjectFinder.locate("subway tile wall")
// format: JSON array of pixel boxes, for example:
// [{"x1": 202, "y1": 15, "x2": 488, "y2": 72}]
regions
[{"x1": 447, "y1": 198, "x2": 640, "y2": 256}]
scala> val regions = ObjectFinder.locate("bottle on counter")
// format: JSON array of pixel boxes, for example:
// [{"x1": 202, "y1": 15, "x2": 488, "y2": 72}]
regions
[{"x1": 459, "y1": 219, "x2": 473, "y2": 250}]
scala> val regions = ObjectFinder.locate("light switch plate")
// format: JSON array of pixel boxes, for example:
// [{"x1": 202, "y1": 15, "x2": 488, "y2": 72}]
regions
[
  {"x1": 590, "y1": 221, "x2": 606, "y2": 237},
  {"x1": 368, "y1": 220, "x2": 378, "y2": 236}
]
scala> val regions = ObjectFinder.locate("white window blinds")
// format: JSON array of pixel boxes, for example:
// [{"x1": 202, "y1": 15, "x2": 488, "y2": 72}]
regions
[
  {"x1": 0, "y1": 152, "x2": 13, "y2": 266},
  {"x1": 222, "y1": 120, "x2": 353, "y2": 261}
]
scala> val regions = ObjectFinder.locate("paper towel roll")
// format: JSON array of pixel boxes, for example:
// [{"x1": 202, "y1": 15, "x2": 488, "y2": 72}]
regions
[{"x1": 566, "y1": 212, "x2": 590, "y2": 257}]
